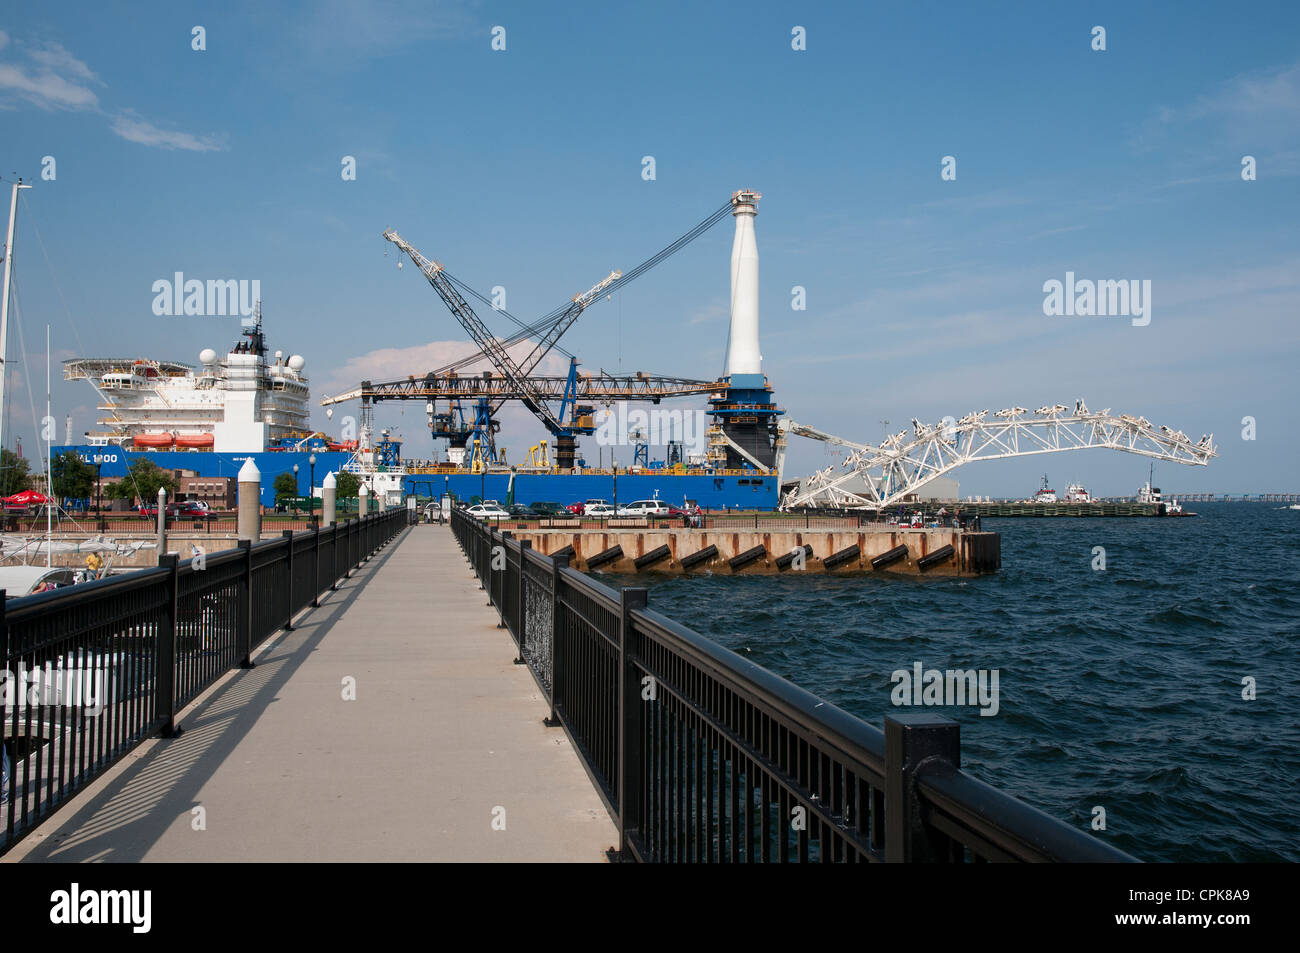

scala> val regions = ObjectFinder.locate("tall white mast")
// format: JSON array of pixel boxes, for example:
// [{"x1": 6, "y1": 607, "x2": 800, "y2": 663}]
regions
[
  {"x1": 725, "y1": 189, "x2": 762, "y2": 376},
  {"x1": 46, "y1": 323, "x2": 52, "y2": 567},
  {"x1": 1, "y1": 178, "x2": 34, "y2": 455}
]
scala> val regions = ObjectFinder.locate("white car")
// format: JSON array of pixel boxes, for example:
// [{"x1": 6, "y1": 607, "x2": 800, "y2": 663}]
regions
[
  {"x1": 582, "y1": 499, "x2": 612, "y2": 515},
  {"x1": 616, "y1": 500, "x2": 672, "y2": 517},
  {"x1": 466, "y1": 503, "x2": 510, "y2": 520},
  {"x1": 585, "y1": 504, "x2": 616, "y2": 518}
]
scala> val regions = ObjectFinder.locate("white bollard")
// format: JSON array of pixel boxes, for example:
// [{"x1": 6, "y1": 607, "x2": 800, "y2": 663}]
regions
[
  {"x1": 358, "y1": 482, "x2": 370, "y2": 518},
  {"x1": 237, "y1": 458, "x2": 261, "y2": 541},
  {"x1": 322, "y1": 471, "x2": 337, "y2": 527},
  {"x1": 156, "y1": 486, "x2": 168, "y2": 555}
]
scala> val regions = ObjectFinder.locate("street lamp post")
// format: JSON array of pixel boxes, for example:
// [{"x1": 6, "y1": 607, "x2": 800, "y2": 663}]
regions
[
  {"x1": 93, "y1": 452, "x2": 104, "y2": 534},
  {"x1": 309, "y1": 453, "x2": 317, "y2": 527},
  {"x1": 293, "y1": 463, "x2": 300, "y2": 520}
]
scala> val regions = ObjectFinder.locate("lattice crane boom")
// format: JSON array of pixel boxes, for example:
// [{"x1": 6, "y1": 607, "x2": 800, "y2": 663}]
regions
[
  {"x1": 780, "y1": 401, "x2": 1217, "y2": 510},
  {"x1": 383, "y1": 228, "x2": 567, "y2": 433}
]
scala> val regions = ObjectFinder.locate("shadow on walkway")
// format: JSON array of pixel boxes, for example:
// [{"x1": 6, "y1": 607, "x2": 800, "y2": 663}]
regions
[{"x1": 15, "y1": 532, "x2": 408, "y2": 863}]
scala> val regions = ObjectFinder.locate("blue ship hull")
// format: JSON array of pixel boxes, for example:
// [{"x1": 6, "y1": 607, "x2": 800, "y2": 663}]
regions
[
  {"x1": 54, "y1": 446, "x2": 779, "y2": 510},
  {"x1": 409, "y1": 471, "x2": 777, "y2": 510}
]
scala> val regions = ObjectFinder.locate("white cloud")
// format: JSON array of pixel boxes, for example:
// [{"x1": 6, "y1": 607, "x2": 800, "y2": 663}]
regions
[
  {"x1": 1135, "y1": 60, "x2": 1300, "y2": 153},
  {"x1": 28, "y1": 42, "x2": 100, "y2": 84},
  {"x1": 291, "y1": 0, "x2": 476, "y2": 65},
  {"x1": 1, "y1": 34, "x2": 226, "y2": 150},
  {"x1": 109, "y1": 113, "x2": 227, "y2": 152},
  {"x1": 0, "y1": 56, "x2": 99, "y2": 110}
]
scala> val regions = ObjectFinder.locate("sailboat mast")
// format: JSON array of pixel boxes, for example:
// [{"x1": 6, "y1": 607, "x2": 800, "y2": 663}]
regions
[
  {"x1": 47, "y1": 323, "x2": 52, "y2": 567},
  {"x1": 0, "y1": 178, "x2": 33, "y2": 456}
]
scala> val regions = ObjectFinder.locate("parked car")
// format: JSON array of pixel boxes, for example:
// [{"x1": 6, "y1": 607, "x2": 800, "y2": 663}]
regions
[
  {"x1": 465, "y1": 503, "x2": 510, "y2": 520},
  {"x1": 565, "y1": 502, "x2": 585, "y2": 515},
  {"x1": 139, "y1": 502, "x2": 199, "y2": 518},
  {"x1": 616, "y1": 499, "x2": 672, "y2": 517},
  {"x1": 530, "y1": 501, "x2": 565, "y2": 516},
  {"x1": 581, "y1": 499, "x2": 612, "y2": 516},
  {"x1": 585, "y1": 504, "x2": 616, "y2": 518},
  {"x1": 506, "y1": 503, "x2": 533, "y2": 517}
]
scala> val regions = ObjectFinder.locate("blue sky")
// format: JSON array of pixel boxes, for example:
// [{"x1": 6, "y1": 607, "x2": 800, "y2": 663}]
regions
[{"x1": 2, "y1": 0, "x2": 1298, "y2": 495}]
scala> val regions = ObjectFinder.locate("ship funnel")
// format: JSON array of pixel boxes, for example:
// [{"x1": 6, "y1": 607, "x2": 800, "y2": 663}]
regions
[{"x1": 726, "y1": 189, "x2": 762, "y2": 377}]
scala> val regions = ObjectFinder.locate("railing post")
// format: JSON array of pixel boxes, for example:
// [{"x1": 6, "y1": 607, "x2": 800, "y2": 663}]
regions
[
  {"x1": 156, "y1": 554, "x2": 181, "y2": 738},
  {"x1": 237, "y1": 539, "x2": 254, "y2": 667},
  {"x1": 616, "y1": 586, "x2": 649, "y2": 860},
  {"x1": 345, "y1": 518, "x2": 354, "y2": 576},
  {"x1": 477, "y1": 522, "x2": 486, "y2": 589},
  {"x1": 544, "y1": 553, "x2": 565, "y2": 728},
  {"x1": 495, "y1": 531, "x2": 512, "y2": 623},
  {"x1": 312, "y1": 522, "x2": 321, "y2": 608},
  {"x1": 514, "y1": 540, "x2": 531, "y2": 663},
  {"x1": 884, "y1": 713, "x2": 960, "y2": 862},
  {"x1": 282, "y1": 529, "x2": 295, "y2": 631},
  {"x1": 330, "y1": 522, "x2": 340, "y2": 590}
]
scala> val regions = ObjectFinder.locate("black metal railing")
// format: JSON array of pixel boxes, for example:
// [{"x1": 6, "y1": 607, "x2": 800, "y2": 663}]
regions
[
  {"x1": 451, "y1": 506, "x2": 1135, "y2": 863},
  {"x1": 1, "y1": 507, "x2": 410, "y2": 855}
]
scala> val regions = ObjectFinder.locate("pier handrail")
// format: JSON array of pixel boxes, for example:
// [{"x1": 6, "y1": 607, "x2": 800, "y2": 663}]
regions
[
  {"x1": 2, "y1": 507, "x2": 411, "y2": 855},
  {"x1": 452, "y1": 505, "x2": 1136, "y2": 863}
]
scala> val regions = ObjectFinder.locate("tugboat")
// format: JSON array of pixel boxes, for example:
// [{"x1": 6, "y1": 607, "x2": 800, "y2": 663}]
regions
[
  {"x1": 1064, "y1": 483, "x2": 1091, "y2": 503},
  {"x1": 1033, "y1": 474, "x2": 1057, "y2": 503},
  {"x1": 1136, "y1": 463, "x2": 1162, "y2": 504}
]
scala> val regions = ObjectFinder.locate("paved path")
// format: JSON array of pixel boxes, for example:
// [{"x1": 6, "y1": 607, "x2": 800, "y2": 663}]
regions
[{"x1": 6, "y1": 525, "x2": 616, "y2": 863}]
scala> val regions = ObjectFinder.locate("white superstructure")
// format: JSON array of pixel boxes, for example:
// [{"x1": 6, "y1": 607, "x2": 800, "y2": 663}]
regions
[{"x1": 64, "y1": 311, "x2": 310, "y2": 453}]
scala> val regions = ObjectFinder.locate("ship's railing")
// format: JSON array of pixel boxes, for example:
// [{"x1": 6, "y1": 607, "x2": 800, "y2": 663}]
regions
[
  {"x1": 451, "y1": 512, "x2": 912, "y2": 532},
  {"x1": 0, "y1": 507, "x2": 411, "y2": 856},
  {"x1": 450, "y1": 505, "x2": 1135, "y2": 863}
]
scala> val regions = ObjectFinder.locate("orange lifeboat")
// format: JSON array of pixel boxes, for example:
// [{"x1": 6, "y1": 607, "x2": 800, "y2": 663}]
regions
[
  {"x1": 328, "y1": 440, "x2": 358, "y2": 451},
  {"x1": 133, "y1": 432, "x2": 175, "y2": 448},
  {"x1": 174, "y1": 433, "x2": 215, "y2": 449}
]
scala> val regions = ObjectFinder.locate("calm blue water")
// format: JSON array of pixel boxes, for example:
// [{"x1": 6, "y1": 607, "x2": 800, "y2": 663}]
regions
[{"x1": 620, "y1": 503, "x2": 1300, "y2": 862}]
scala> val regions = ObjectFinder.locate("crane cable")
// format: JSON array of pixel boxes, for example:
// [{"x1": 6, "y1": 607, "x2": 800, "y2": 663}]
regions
[{"x1": 416, "y1": 200, "x2": 733, "y2": 379}]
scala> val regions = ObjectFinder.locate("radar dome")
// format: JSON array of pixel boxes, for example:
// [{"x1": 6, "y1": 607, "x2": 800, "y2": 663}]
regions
[
  {"x1": 199, "y1": 348, "x2": 218, "y2": 365},
  {"x1": 288, "y1": 354, "x2": 306, "y2": 371},
  {"x1": 274, "y1": 350, "x2": 284, "y2": 361}
]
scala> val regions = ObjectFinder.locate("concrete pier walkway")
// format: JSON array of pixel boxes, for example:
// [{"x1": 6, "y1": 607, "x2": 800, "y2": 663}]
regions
[{"x1": 5, "y1": 526, "x2": 616, "y2": 863}]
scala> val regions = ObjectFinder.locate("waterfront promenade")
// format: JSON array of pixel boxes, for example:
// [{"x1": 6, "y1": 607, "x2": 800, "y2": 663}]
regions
[{"x1": 4, "y1": 526, "x2": 616, "y2": 863}]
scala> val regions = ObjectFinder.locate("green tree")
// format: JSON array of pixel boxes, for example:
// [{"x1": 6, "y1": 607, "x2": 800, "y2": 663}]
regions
[
  {"x1": 0, "y1": 448, "x2": 33, "y2": 497},
  {"x1": 273, "y1": 471, "x2": 300, "y2": 502},
  {"x1": 51, "y1": 451, "x2": 96, "y2": 502},
  {"x1": 105, "y1": 458, "x2": 179, "y2": 505},
  {"x1": 335, "y1": 471, "x2": 360, "y2": 498}
]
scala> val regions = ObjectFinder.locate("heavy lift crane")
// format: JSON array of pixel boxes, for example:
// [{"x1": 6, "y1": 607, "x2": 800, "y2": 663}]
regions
[
  {"x1": 360, "y1": 202, "x2": 735, "y2": 470},
  {"x1": 382, "y1": 228, "x2": 620, "y2": 468}
]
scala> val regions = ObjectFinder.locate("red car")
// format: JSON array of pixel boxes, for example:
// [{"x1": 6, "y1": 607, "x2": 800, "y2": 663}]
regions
[{"x1": 565, "y1": 502, "x2": 585, "y2": 515}]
